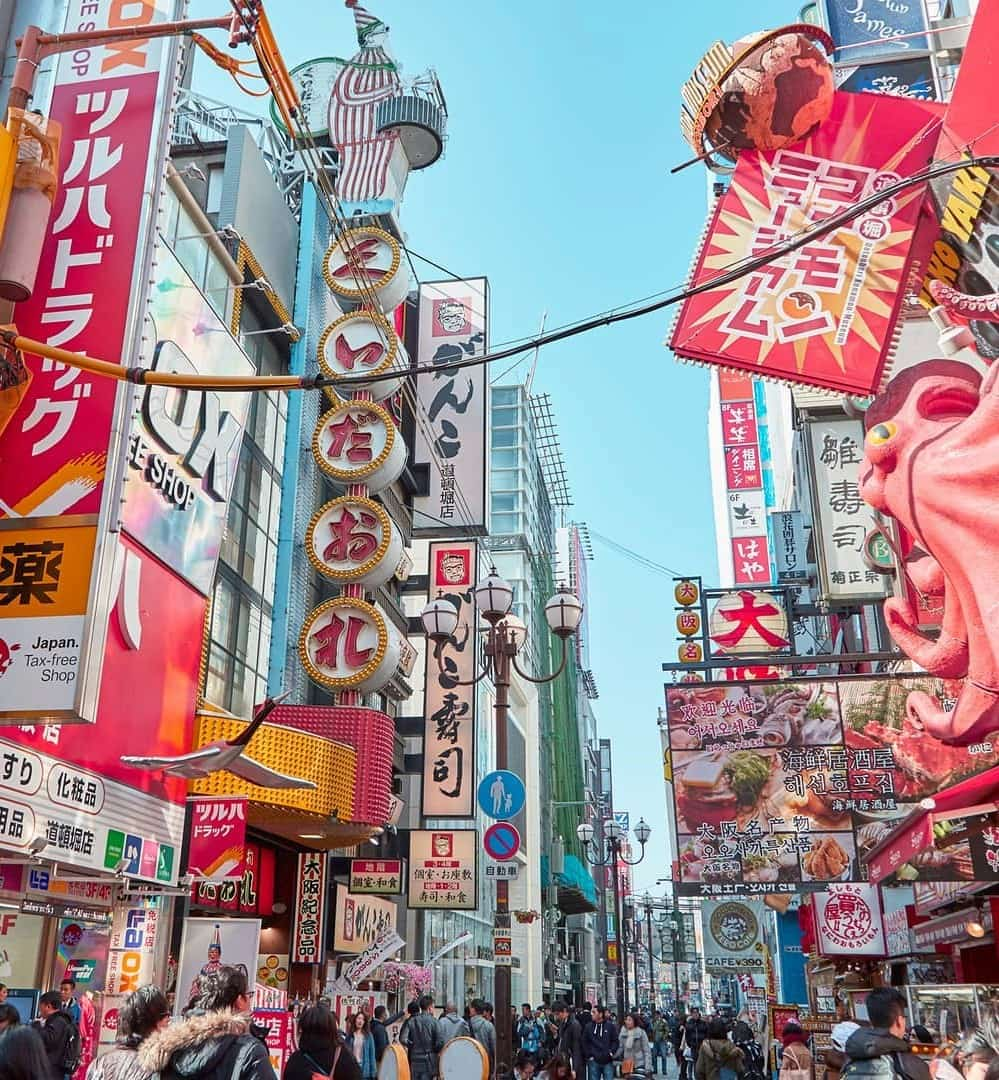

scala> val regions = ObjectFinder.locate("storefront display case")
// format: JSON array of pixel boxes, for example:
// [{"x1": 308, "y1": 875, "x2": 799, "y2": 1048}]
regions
[{"x1": 906, "y1": 985, "x2": 998, "y2": 1042}]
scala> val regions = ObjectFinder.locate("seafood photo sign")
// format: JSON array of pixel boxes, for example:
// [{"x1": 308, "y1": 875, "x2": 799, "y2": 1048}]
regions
[{"x1": 666, "y1": 674, "x2": 999, "y2": 896}]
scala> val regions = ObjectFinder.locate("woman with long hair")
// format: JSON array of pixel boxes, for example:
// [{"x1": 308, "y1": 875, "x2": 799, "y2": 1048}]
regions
[
  {"x1": 284, "y1": 1005, "x2": 361, "y2": 1080},
  {"x1": 345, "y1": 1012, "x2": 376, "y2": 1080},
  {"x1": 778, "y1": 1022, "x2": 813, "y2": 1080},
  {"x1": 538, "y1": 1053, "x2": 573, "y2": 1080},
  {"x1": 617, "y1": 1011, "x2": 653, "y2": 1077},
  {"x1": 86, "y1": 985, "x2": 170, "y2": 1080},
  {"x1": 0, "y1": 1025, "x2": 52, "y2": 1080}
]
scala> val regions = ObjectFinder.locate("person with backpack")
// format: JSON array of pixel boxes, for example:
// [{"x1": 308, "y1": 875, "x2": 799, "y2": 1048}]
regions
[
  {"x1": 843, "y1": 989, "x2": 930, "y2": 1080},
  {"x1": 778, "y1": 1023, "x2": 812, "y2": 1080},
  {"x1": 694, "y1": 1019, "x2": 744, "y2": 1080},
  {"x1": 283, "y1": 1005, "x2": 360, "y2": 1080},
  {"x1": 36, "y1": 991, "x2": 81, "y2": 1080},
  {"x1": 517, "y1": 1005, "x2": 545, "y2": 1062},
  {"x1": 732, "y1": 1020, "x2": 765, "y2": 1080}
]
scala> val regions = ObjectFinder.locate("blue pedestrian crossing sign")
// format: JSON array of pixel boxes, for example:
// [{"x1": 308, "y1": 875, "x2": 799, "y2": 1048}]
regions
[{"x1": 477, "y1": 770, "x2": 526, "y2": 820}]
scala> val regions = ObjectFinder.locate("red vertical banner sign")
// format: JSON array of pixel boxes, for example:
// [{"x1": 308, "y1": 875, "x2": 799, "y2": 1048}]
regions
[
  {"x1": 186, "y1": 797, "x2": 248, "y2": 882},
  {"x1": 292, "y1": 851, "x2": 327, "y2": 964}
]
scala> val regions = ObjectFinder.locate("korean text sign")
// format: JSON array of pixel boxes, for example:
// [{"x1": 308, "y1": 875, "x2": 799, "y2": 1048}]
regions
[
  {"x1": 670, "y1": 93, "x2": 943, "y2": 395},
  {"x1": 665, "y1": 673, "x2": 997, "y2": 895},
  {"x1": 412, "y1": 280, "x2": 489, "y2": 533},
  {"x1": 421, "y1": 542, "x2": 477, "y2": 817}
]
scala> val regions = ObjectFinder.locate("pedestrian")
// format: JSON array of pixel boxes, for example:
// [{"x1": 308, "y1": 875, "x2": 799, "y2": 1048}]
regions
[
  {"x1": 539, "y1": 1054, "x2": 573, "y2": 1080},
  {"x1": 694, "y1": 1019, "x2": 744, "y2": 1080},
  {"x1": 60, "y1": 983, "x2": 81, "y2": 1028},
  {"x1": 824, "y1": 1023, "x2": 859, "y2": 1080},
  {"x1": 371, "y1": 1005, "x2": 403, "y2": 1065},
  {"x1": 0, "y1": 1008, "x2": 18, "y2": 1035},
  {"x1": 684, "y1": 1010, "x2": 709, "y2": 1077},
  {"x1": 0, "y1": 987, "x2": 7, "y2": 1007},
  {"x1": 517, "y1": 1004, "x2": 544, "y2": 1061},
  {"x1": 345, "y1": 1013, "x2": 376, "y2": 1079},
  {"x1": 651, "y1": 1011, "x2": 671, "y2": 1077},
  {"x1": 437, "y1": 1002, "x2": 469, "y2": 1045},
  {"x1": 553, "y1": 1002, "x2": 584, "y2": 1079},
  {"x1": 136, "y1": 965, "x2": 275, "y2": 1079},
  {"x1": 398, "y1": 1002, "x2": 419, "y2": 1048},
  {"x1": 514, "y1": 1049, "x2": 537, "y2": 1078},
  {"x1": 583, "y1": 1004, "x2": 619, "y2": 1080},
  {"x1": 402, "y1": 995, "x2": 442, "y2": 1080},
  {"x1": 36, "y1": 991, "x2": 79, "y2": 1080},
  {"x1": 74, "y1": 992, "x2": 98, "y2": 1080},
  {"x1": 731, "y1": 1020, "x2": 765, "y2": 1080},
  {"x1": 85, "y1": 985, "x2": 169, "y2": 1080},
  {"x1": 842, "y1": 988, "x2": 930, "y2": 1080},
  {"x1": 617, "y1": 1012, "x2": 653, "y2": 1077},
  {"x1": 778, "y1": 1023, "x2": 812, "y2": 1080},
  {"x1": 0, "y1": 1024, "x2": 52, "y2": 1080},
  {"x1": 470, "y1": 999, "x2": 497, "y2": 1076},
  {"x1": 283, "y1": 1005, "x2": 360, "y2": 1080}
]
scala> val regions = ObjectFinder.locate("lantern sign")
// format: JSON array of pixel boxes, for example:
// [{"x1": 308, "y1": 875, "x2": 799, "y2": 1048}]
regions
[
  {"x1": 317, "y1": 310, "x2": 407, "y2": 402},
  {"x1": 299, "y1": 597, "x2": 402, "y2": 693},
  {"x1": 678, "y1": 641, "x2": 703, "y2": 663},
  {"x1": 708, "y1": 589, "x2": 789, "y2": 656},
  {"x1": 675, "y1": 579, "x2": 700, "y2": 607},
  {"x1": 676, "y1": 610, "x2": 701, "y2": 638},
  {"x1": 679, "y1": 672, "x2": 705, "y2": 684},
  {"x1": 313, "y1": 401, "x2": 407, "y2": 494},
  {"x1": 863, "y1": 528, "x2": 896, "y2": 574},
  {"x1": 306, "y1": 496, "x2": 403, "y2": 588},
  {"x1": 323, "y1": 226, "x2": 409, "y2": 313}
]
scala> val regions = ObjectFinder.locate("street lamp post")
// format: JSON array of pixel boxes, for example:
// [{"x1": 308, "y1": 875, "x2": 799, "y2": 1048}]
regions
[
  {"x1": 576, "y1": 815, "x2": 651, "y2": 1019},
  {"x1": 643, "y1": 893, "x2": 656, "y2": 1012},
  {"x1": 422, "y1": 570, "x2": 583, "y2": 1074}
]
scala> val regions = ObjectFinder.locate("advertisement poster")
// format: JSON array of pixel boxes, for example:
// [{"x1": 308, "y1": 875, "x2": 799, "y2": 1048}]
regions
[
  {"x1": 51, "y1": 918, "x2": 110, "y2": 991},
  {"x1": 814, "y1": 883, "x2": 887, "y2": 957},
  {"x1": 332, "y1": 888, "x2": 397, "y2": 954},
  {"x1": 670, "y1": 93, "x2": 943, "y2": 396},
  {"x1": 407, "y1": 829, "x2": 478, "y2": 910},
  {"x1": 0, "y1": 911, "x2": 44, "y2": 987},
  {"x1": 703, "y1": 899, "x2": 765, "y2": 973},
  {"x1": 836, "y1": 57, "x2": 937, "y2": 100},
  {"x1": 256, "y1": 953, "x2": 289, "y2": 991},
  {"x1": 186, "y1": 796, "x2": 248, "y2": 881},
  {"x1": 174, "y1": 918, "x2": 261, "y2": 1013},
  {"x1": 666, "y1": 674, "x2": 997, "y2": 895}
]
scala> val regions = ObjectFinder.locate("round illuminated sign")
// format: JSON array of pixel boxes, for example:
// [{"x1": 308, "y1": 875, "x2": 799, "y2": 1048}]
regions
[
  {"x1": 317, "y1": 310, "x2": 407, "y2": 402},
  {"x1": 676, "y1": 610, "x2": 701, "y2": 637},
  {"x1": 675, "y1": 579, "x2": 700, "y2": 607},
  {"x1": 678, "y1": 641, "x2": 703, "y2": 663},
  {"x1": 306, "y1": 496, "x2": 403, "y2": 588},
  {"x1": 709, "y1": 589, "x2": 789, "y2": 656},
  {"x1": 863, "y1": 528, "x2": 895, "y2": 574},
  {"x1": 312, "y1": 400, "x2": 406, "y2": 493},
  {"x1": 709, "y1": 901, "x2": 759, "y2": 953},
  {"x1": 299, "y1": 597, "x2": 401, "y2": 692},
  {"x1": 323, "y1": 226, "x2": 409, "y2": 313}
]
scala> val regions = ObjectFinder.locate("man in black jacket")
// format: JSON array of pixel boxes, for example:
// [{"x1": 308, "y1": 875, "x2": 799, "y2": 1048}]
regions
[
  {"x1": 36, "y1": 992, "x2": 76, "y2": 1080},
  {"x1": 554, "y1": 1002, "x2": 584, "y2": 1078},
  {"x1": 371, "y1": 1005, "x2": 402, "y2": 1064},
  {"x1": 844, "y1": 988, "x2": 930, "y2": 1080},
  {"x1": 403, "y1": 994, "x2": 443, "y2": 1080},
  {"x1": 583, "y1": 1005, "x2": 619, "y2": 1080},
  {"x1": 137, "y1": 965, "x2": 276, "y2": 1080},
  {"x1": 682, "y1": 1008, "x2": 709, "y2": 1080}
]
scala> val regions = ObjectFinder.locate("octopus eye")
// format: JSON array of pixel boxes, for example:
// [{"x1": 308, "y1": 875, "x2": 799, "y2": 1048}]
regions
[{"x1": 867, "y1": 421, "x2": 897, "y2": 446}]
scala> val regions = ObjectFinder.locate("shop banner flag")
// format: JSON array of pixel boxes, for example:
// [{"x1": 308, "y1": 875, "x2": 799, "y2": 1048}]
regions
[{"x1": 341, "y1": 926, "x2": 405, "y2": 988}]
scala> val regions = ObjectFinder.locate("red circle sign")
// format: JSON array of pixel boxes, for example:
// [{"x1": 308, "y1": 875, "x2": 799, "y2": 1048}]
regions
[{"x1": 483, "y1": 822, "x2": 520, "y2": 862}]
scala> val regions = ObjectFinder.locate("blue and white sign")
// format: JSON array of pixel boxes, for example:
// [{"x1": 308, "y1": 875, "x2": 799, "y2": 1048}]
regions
[
  {"x1": 477, "y1": 770, "x2": 526, "y2": 821},
  {"x1": 613, "y1": 811, "x2": 630, "y2": 833},
  {"x1": 483, "y1": 822, "x2": 521, "y2": 862},
  {"x1": 835, "y1": 56, "x2": 937, "y2": 100},
  {"x1": 823, "y1": 0, "x2": 929, "y2": 61}
]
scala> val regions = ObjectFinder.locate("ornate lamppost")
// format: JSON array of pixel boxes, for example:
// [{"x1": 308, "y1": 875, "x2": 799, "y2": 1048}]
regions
[
  {"x1": 576, "y1": 815, "x2": 651, "y2": 1018},
  {"x1": 421, "y1": 569, "x2": 583, "y2": 1071}
]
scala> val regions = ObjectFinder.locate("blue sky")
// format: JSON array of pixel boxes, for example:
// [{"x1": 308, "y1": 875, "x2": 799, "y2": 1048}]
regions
[{"x1": 188, "y1": 0, "x2": 797, "y2": 894}]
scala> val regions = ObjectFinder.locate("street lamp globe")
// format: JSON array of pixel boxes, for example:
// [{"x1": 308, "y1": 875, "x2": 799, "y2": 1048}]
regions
[
  {"x1": 634, "y1": 818, "x2": 652, "y2": 846},
  {"x1": 474, "y1": 569, "x2": 514, "y2": 624},
  {"x1": 544, "y1": 586, "x2": 584, "y2": 638},
  {"x1": 420, "y1": 597, "x2": 459, "y2": 642},
  {"x1": 576, "y1": 822, "x2": 594, "y2": 845},
  {"x1": 500, "y1": 613, "x2": 528, "y2": 650},
  {"x1": 605, "y1": 818, "x2": 624, "y2": 842}
]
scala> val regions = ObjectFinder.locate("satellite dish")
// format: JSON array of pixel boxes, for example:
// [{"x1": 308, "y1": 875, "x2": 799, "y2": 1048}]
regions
[
  {"x1": 439, "y1": 1036, "x2": 488, "y2": 1080},
  {"x1": 378, "y1": 1044, "x2": 410, "y2": 1080}
]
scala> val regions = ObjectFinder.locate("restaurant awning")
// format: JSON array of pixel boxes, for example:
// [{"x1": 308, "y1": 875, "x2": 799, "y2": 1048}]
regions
[{"x1": 864, "y1": 764, "x2": 999, "y2": 883}]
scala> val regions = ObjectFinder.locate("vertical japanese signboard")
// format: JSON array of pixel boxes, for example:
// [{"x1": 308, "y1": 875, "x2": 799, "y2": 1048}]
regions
[
  {"x1": 292, "y1": 852, "x2": 327, "y2": 964},
  {"x1": 412, "y1": 280, "x2": 489, "y2": 534},
  {"x1": 771, "y1": 512, "x2": 809, "y2": 583},
  {"x1": 407, "y1": 829, "x2": 478, "y2": 910},
  {"x1": 670, "y1": 93, "x2": 942, "y2": 395},
  {"x1": 186, "y1": 796, "x2": 248, "y2": 882},
  {"x1": 422, "y1": 542, "x2": 477, "y2": 818},
  {"x1": 102, "y1": 898, "x2": 162, "y2": 1048},
  {"x1": 719, "y1": 373, "x2": 772, "y2": 585},
  {"x1": 0, "y1": 0, "x2": 184, "y2": 725},
  {"x1": 806, "y1": 418, "x2": 892, "y2": 603}
]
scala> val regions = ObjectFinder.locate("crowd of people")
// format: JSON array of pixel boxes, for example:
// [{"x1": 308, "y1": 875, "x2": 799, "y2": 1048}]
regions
[{"x1": 3, "y1": 979, "x2": 999, "y2": 1080}]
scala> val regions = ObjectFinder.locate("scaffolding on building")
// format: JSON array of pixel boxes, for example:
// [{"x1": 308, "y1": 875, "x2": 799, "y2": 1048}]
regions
[{"x1": 529, "y1": 393, "x2": 572, "y2": 510}]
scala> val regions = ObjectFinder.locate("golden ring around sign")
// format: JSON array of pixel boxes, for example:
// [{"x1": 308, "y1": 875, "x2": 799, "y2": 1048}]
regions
[
  {"x1": 298, "y1": 596, "x2": 389, "y2": 690},
  {"x1": 322, "y1": 225, "x2": 402, "y2": 299}
]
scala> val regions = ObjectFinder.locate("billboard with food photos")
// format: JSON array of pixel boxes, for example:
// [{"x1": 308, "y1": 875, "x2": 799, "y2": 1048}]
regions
[{"x1": 665, "y1": 674, "x2": 998, "y2": 895}]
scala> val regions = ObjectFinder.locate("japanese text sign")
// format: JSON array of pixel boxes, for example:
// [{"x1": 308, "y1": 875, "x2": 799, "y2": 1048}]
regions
[
  {"x1": 422, "y1": 542, "x2": 477, "y2": 817},
  {"x1": 190, "y1": 843, "x2": 276, "y2": 916},
  {"x1": 186, "y1": 796, "x2": 247, "y2": 882},
  {"x1": 813, "y1": 883, "x2": 886, "y2": 956},
  {"x1": 332, "y1": 888, "x2": 397, "y2": 954},
  {"x1": 349, "y1": 858, "x2": 404, "y2": 895},
  {"x1": 408, "y1": 829, "x2": 478, "y2": 910},
  {"x1": 806, "y1": 418, "x2": 891, "y2": 602},
  {"x1": 412, "y1": 280, "x2": 489, "y2": 533},
  {"x1": 772, "y1": 511, "x2": 809, "y2": 582},
  {"x1": 708, "y1": 589, "x2": 790, "y2": 657},
  {"x1": 292, "y1": 852, "x2": 327, "y2": 964},
  {"x1": 340, "y1": 926, "x2": 405, "y2": 987},
  {"x1": 670, "y1": 93, "x2": 943, "y2": 395}
]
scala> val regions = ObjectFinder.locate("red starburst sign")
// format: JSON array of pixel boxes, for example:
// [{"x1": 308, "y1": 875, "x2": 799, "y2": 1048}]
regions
[{"x1": 670, "y1": 92, "x2": 944, "y2": 395}]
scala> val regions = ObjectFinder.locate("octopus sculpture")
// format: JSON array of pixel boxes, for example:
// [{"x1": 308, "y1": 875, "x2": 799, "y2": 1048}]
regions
[{"x1": 860, "y1": 279, "x2": 999, "y2": 744}]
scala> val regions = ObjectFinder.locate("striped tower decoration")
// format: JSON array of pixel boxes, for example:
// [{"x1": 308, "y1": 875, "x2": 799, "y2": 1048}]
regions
[{"x1": 330, "y1": 1, "x2": 402, "y2": 205}]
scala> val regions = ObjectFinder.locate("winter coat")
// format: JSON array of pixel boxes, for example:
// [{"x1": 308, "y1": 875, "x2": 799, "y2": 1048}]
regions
[
  {"x1": 346, "y1": 1033, "x2": 376, "y2": 1079},
  {"x1": 780, "y1": 1041, "x2": 814, "y2": 1080},
  {"x1": 618, "y1": 1026, "x2": 653, "y2": 1075},
  {"x1": 469, "y1": 1015, "x2": 497, "y2": 1069},
  {"x1": 685, "y1": 1020, "x2": 710, "y2": 1059},
  {"x1": 403, "y1": 1012, "x2": 443, "y2": 1070},
  {"x1": 824, "y1": 1047, "x2": 848, "y2": 1080},
  {"x1": 137, "y1": 1010, "x2": 276, "y2": 1080},
  {"x1": 370, "y1": 1020, "x2": 389, "y2": 1065},
  {"x1": 583, "y1": 1020, "x2": 619, "y2": 1066},
  {"x1": 652, "y1": 1019, "x2": 671, "y2": 1045},
  {"x1": 85, "y1": 1045, "x2": 156, "y2": 1080},
  {"x1": 38, "y1": 1010, "x2": 76, "y2": 1079},
  {"x1": 843, "y1": 1028, "x2": 930, "y2": 1080},
  {"x1": 695, "y1": 1039, "x2": 745, "y2": 1080},
  {"x1": 437, "y1": 1012, "x2": 470, "y2": 1044},
  {"x1": 556, "y1": 1015, "x2": 585, "y2": 1078},
  {"x1": 282, "y1": 1039, "x2": 361, "y2": 1080}
]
